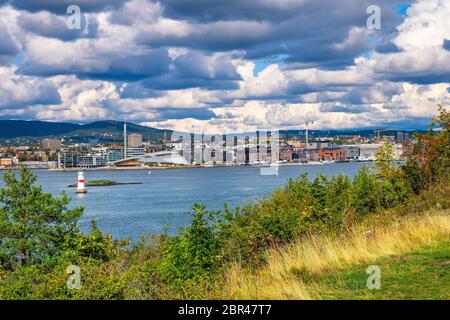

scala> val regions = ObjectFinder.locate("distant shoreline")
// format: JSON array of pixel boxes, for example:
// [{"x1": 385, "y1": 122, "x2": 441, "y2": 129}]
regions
[{"x1": 0, "y1": 160, "x2": 376, "y2": 172}]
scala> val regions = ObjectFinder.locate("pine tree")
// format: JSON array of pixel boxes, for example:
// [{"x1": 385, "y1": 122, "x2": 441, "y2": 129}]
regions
[{"x1": 0, "y1": 167, "x2": 83, "y2": 269}]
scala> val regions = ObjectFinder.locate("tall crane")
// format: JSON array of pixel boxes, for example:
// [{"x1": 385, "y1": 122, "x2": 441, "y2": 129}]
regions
[{"x1": 374, "y1": 129, "x2": 394, "y2": 144}]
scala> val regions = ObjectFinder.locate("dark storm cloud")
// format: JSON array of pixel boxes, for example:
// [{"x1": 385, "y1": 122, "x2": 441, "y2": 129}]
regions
[
  {"x1": 375, "y1": 41, "x2": 402, "y2": 54},
  {"x1": 140, "y1": 76, "x2": 240, "y2": 91},
  {"x1": 159, "y1": 0, "x2": 304, "y2": 23},
  {"x1": 136, "y1": 20, "x2": 278, "y2": 52},
  {"x1": 19, "y1": 49, "x2": 172, "y2": 81},
  {"x1": 378, "y1": 73, "x2": 450, "y2": 85},
  {"x1": 120, "y1": 83, "x2": 163, "y2": 99},
  {"x1": 138, "y1": 0, "x2": 408, "y2": 68},
  {"x1": 7, "y1": 0, "x2": 128, "y2": 13},
  {"x1": 76, "y1": 51, "x2": 172, "y2": 81},
  {"x1": 18, "y1": 12, "x2": 98, "y2": 41}
]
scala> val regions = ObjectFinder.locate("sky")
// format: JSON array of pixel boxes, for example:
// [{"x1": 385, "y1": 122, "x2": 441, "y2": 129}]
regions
[{"x1": 0, "y1": 0, "x2": 449, "y2": 132}]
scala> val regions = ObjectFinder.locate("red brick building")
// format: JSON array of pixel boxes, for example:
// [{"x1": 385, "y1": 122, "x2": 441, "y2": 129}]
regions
[{"x1": 319, "y1": 148, "x2": 348, "y2": 161}]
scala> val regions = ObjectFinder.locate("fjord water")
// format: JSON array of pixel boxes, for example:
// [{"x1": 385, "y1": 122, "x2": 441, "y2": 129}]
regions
[{"x1": 1, "y1": 163, "x2": 367, "y2": 241}]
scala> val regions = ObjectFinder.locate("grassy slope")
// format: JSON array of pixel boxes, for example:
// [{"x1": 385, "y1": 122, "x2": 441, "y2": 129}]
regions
[
  {"x1": 318, "y1": 240, "x2": 450, "y2": 300},
  {"x1": 223, "y1": 211, "x2": 450, "y2": 300}
]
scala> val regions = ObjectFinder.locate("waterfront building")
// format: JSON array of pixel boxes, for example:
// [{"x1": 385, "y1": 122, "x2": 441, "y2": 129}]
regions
[
  {"x1": 341, "y1": 145, "x2": 360, "y2": 159},
  {"x1": 307, "y1": 149, "x2": 321, "y2": 162},
  {"x1": 320, "y1": 148, "x2": 348, "y2": 161},
  {"x1": 280, "y1": 146, "x2": 294, "y2": 162},
  {"x1": 106, "y1": 148, "x2": 124, "y2": 163},
  {"x1": 78, "y1": 155, "x2": 107, "y2": 168},
  {"x1": 292, "y1": 147, "x2": 308, "y2": 162},
  {"x1": 58, "y1": 152, "x2": 79, "y2": 168}
]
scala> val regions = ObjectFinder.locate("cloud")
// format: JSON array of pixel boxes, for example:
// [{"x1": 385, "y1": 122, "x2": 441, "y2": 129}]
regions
[
  {"x1": 7, "y1": 0, "x2": 127, "y2": 13},
  {"x1": 17, "y1": 11, "x2": 98, "y2": 41},
  {"x1": 140, "y1": 0, "x2": 407, "y2": 68},
  {"x1": 369, "y1": 0, "x2": 450, "y2": 84},
  {"x1": 19, "y1": 39, "x2": 172, "y2": 81},
  {"x1": 159, "y1": 0, "x2": 307, "y2": 23},
  {"x1": 0, "y1": 66, "x2": 61, "y2": 109}
]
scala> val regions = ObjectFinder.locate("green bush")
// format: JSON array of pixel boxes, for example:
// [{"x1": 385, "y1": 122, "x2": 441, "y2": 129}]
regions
[{"x1": 158, "y1": 203, "x2": 223, "y2": 296}]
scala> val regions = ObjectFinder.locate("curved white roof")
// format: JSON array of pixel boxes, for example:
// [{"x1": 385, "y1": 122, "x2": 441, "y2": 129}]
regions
[{"x1": 113, "y1": 151, "x2": 189, "y2": 165}]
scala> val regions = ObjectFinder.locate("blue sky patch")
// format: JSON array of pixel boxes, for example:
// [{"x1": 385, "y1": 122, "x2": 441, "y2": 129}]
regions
[{"x1": 394, "y1": 3, "x2": 411, "y2": 17}]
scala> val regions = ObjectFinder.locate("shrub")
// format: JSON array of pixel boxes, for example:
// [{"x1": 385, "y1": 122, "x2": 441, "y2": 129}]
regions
[{"x1": 158, "y1": 203, "x2": 223, "y2": 295}]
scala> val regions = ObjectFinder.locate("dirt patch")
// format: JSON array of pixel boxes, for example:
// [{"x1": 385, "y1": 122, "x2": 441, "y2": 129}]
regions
[{"x1": 436, "y1": 260, "x2": 450, "y2": 266}]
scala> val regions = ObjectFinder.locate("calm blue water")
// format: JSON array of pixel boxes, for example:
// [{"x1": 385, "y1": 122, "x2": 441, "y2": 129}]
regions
[{"x1": 0, "y1": 163, "x2": 368, "y2": 240}]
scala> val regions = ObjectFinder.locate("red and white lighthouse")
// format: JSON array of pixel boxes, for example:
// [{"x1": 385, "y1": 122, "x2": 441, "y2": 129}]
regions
[{"x1": 76, "y1": 171, "x2": 87, "y2": 194}]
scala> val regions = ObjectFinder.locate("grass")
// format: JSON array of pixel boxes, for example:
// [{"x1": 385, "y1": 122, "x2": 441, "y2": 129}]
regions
[
  {"x1": 318, "y1": 240, "x2": 450, "y2": 299},
  {"x1": 222, "y1": 211, "x2": 450, "y2": 300}
]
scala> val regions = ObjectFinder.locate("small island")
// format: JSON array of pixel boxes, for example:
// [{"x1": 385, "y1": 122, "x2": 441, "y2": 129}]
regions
[{"x1": 67, "y1": 180, "x2": 142, "y2": 187}]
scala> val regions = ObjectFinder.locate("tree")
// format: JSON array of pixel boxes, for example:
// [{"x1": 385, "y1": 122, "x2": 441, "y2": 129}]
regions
[
  {"x1": 159, "y1": 203, "x2": 223, "y2": 288},
  {"x1": 403, "y1": 105, "x2": 450, "y2": 192},
  {"x1": 0, "y1": 167, "x2": 83, "y2": 269},
  {"x1": 374, "y1": 137, "x2": 396, "y2": 179}
]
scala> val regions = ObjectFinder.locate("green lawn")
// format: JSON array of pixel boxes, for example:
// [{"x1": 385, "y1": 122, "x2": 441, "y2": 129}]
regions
[{"x1": 317, "y1": 240, "x2": 450, "y2": 300}]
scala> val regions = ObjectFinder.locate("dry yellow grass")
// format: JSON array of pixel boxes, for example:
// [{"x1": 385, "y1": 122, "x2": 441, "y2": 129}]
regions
[{"x1": 223, "y1": 210, "x2": 450, "y2": 299}]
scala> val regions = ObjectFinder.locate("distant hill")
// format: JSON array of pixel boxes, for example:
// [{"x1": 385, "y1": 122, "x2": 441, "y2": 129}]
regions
[
  {"x1": 0, "y1": 120, "x2": 170, "y2": 141},
  {"x1": 0, "y1": 119, "x2": 426, "y2": 144},
  {"x1": 0, "y1": 120, "x2": 80, "y2": 138},
  {"x1": 279, "y1": 129, "x2": 425, "y2": 140},
  {"x1": 65, "y1": 120, "x2": 169, "y2": 140}
]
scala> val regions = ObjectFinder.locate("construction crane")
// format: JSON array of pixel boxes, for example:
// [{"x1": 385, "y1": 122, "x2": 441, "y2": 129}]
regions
[{"x1": 374, "y1": 129, "x2": 394, "y2": 144}]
